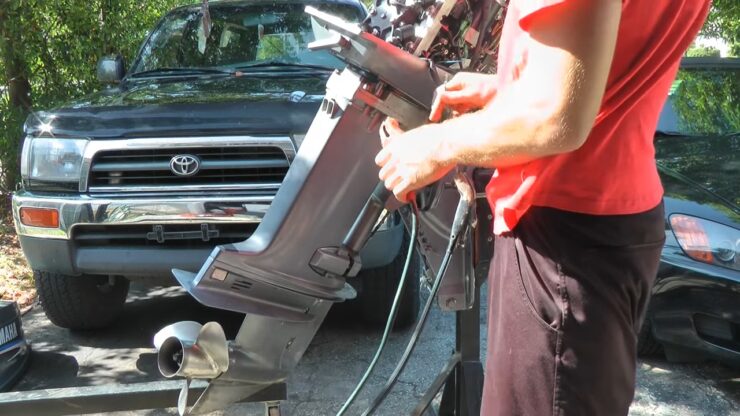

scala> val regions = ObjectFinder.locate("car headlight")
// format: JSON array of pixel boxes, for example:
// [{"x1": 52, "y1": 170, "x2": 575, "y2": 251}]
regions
[
  {"x1": 669, "y1": 214, "x2": 739, "y2": 271},
  {"x1": 24, "y1": 138, "x2": 88, "y2": 190}
]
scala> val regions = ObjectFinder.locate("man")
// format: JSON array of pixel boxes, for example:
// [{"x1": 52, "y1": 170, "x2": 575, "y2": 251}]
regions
[{"x1": 375, "y1": 0, "x2": 710, "y2": 414}]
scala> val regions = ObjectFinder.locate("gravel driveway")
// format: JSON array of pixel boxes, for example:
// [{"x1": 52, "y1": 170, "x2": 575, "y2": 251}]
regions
[{"x1": 11, "y1": 282, "x2": 740, "y2": 416}]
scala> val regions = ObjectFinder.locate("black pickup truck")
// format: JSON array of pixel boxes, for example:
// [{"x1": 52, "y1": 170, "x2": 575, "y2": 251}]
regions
[{"x1": 12, "y1": 0, "x2": 418, "y2": 330}]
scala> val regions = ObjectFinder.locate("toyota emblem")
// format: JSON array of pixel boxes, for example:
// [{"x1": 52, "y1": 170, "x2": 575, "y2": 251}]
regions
[{"x1": 170, "y1": 154, "x2": 201, "y2": 177}]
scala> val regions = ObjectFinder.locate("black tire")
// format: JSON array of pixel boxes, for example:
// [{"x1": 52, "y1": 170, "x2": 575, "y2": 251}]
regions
[
  {"x1": 355, "y1": 237, "x2": 420, "y2": 329},
  {"x1": 637, "y1": 317, "x2": 663, "y2": 356},
  {"x1": 34, "y1": 270, "x2": 129, "y2": 330}
]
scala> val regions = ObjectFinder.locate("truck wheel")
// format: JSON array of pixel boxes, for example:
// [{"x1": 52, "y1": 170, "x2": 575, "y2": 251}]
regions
[
  {"x1": 637, "y1": 317, "x2": 663, "y2": 356},
  {"x1": 356, "y1": 238, "x2": 420, "y2": 329},
  {"x1": 34, "y1": 271, "x2": 129, "y2": 330}
]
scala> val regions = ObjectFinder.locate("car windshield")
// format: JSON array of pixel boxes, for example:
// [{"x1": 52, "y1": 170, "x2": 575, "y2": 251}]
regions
[
  {"x1": 130, "y1": 2, "x2": 364, "y2": 75},
  {"x1": 657, "y1": 62, "x2": 739, "y2": 136}
]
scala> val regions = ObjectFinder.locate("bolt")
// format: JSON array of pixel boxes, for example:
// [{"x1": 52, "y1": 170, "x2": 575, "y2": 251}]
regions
[
  {"x1": 487, "y1": 236, "x2": 493, "y2": 242},
  {"x1": 445, "y1": 298, "x2": 457, "y2": 308}
]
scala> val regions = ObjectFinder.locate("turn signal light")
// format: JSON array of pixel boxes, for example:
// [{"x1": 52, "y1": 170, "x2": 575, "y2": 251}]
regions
[{"x1": 19, "y1": 207, "x2": 59, "y2": 228}]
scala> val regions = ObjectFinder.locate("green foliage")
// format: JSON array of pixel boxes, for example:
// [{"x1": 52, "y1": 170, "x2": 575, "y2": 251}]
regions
[
  {"x1": 686, "y1": 45, "x2": 721, "y2": 58},
  {"x1": 671, "y1": 68, "x2": 740, "y2": 136},
  {"x1": 700, "y1": 0, "x2": 739, "y2": 57},
  {"x1": 0, "y1": 0, "x2": 192, "y2": 192},
  {"x1": 3, "y1": 0, "x2": 191, "y2": 105}
]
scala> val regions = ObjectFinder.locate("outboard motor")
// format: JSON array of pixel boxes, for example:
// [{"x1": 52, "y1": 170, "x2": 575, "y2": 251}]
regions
[
  {"x1": 0, "y1": 301, "x2": 31, "y2": 392},
  {"x1": 155, "y1": 1, "x2": 505, "y2": 414}
]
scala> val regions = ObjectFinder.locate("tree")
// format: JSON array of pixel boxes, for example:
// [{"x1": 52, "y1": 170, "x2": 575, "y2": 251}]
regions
[
  {"x1": 700, "y1": 0, "x2": 739, "y2": 57},
  {"x1": 672, "y1": 68, "x2": 740, "y2": 136},
  {"x1": 686, "y1": 45, "x2": 722, "y2": 58}
]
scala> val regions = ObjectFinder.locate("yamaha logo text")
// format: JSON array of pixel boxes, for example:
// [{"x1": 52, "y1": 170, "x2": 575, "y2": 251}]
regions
[{"x1": 0, "y1": 322, "x2": 18, "y2": 345}]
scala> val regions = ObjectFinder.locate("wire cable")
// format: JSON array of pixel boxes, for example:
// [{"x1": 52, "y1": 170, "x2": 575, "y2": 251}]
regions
[
  {"x1": 335, "y1": 207, "x2": 419, "y2": 416},
  {"x1": 361, "y1": 200, "x2": 465, "y2": 416}
]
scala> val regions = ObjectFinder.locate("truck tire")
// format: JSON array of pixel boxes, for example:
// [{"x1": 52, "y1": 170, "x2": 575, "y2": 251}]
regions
[
  {"x1": 637, "y1": 317, "x2": 663, "y2": 356},
  {"x1": 356, "y1": 238, "x2": 420, "y2": 329},
  {"x1": 34, "y1": 271, "x2": 129, "y2": 330}
]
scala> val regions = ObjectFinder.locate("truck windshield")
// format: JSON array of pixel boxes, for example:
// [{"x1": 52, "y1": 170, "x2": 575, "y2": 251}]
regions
[{"x1": 130, "y1": 2, "x2": 364, "y2": 75}]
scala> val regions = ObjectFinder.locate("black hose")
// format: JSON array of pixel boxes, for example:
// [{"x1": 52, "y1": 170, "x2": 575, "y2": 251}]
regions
[
  {"x1": 360, "y1": 203, "x2": 462, "y2": 415},
  {"x1": 336, "y1": 206, "x2": 418, "y2": 416}
]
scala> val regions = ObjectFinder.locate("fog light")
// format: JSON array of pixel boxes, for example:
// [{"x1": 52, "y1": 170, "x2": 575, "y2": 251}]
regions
[{"x1": 19, "y1": 207, "x2": 59, "y2": 228}]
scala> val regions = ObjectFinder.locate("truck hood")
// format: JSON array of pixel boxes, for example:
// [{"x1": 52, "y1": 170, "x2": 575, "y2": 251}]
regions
[{"x1": 24, "y1": 75, "x2": 328, "y2": 139}]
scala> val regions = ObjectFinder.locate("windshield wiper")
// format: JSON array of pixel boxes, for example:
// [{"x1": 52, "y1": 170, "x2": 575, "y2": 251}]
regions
[
  {"x1": 128, "y1": 67, "x2": 234, "y2": 78},
  {"x1": 655, "y1": 130, "x2": 686, "y2": 137},
  {"x1": 655, "y1": 130, "x2": 740, "y2": 138},
  {"x1": 234, "y1": 61, "x2": 334, "y2": 72}
]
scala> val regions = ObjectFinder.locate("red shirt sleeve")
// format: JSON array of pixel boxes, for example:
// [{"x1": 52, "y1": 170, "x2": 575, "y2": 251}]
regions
[{"x1": 516, "y1": 0, "x2": 569, "y2": 30}]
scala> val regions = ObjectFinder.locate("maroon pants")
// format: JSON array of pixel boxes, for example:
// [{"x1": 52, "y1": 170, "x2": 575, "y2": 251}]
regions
[{"x1": 481, "y1": 203, "x2": 665, "y2": 416}]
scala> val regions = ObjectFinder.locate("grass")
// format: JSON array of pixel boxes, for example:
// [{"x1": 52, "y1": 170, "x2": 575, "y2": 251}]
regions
[{"x1": 0, "y1": 197, "x2": 36, "y2": 310}]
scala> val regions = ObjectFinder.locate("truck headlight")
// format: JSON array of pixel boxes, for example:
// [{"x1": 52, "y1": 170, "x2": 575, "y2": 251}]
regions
[{"x1": 25, "y1": 138, "x2": 88, "y2": 188}]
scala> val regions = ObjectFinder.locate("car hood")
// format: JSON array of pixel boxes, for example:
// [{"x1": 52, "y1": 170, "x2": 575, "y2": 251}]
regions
[
  {"x1": 24, "y1": 75, "x2": 328, "y2": 139},
  {"x1": 656, "y1": 134, "x2": 739, "y2": 225}
]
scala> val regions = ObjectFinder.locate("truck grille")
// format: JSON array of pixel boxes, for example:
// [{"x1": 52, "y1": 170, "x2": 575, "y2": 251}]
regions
[{"x1": 88, "y1": 146, "x2": 290, "y2": 192}]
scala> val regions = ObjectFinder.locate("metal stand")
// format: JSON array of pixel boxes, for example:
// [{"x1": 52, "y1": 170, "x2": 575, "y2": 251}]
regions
[
  {"x1": 412, "y1": 274, "x2": 485, "y2": 416},
  {"x1": 0, "y1": 380, "x2": 286, "y2": 416},
  {"x1": 413, "y1": 192, "x2": 492, "y2": 416}
]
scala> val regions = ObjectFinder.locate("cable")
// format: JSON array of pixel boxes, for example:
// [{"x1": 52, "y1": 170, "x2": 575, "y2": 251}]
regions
[
  {"x1": 335, "y1": 206, "x2": 419, "y2": 416},
  {"x1": 361, "y1": 199, "x2": 467, "y2": 416}
]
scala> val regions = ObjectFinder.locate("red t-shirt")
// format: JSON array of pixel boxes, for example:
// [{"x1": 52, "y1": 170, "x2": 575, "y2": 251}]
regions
[{"x1": 486, "y1": 0, "x2": 710, "y2": 234}]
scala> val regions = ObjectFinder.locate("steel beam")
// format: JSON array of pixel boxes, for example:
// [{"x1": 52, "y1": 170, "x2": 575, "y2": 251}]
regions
[{"x1": 0, "y1": 380, "x2": 286, "y2": 416}]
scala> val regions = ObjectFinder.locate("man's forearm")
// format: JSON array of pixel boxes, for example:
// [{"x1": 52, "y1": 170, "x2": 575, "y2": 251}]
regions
[
  {"x1": 422, "y1": 0, "x2": 621, "y2": 171},
  {"x1": 431, "y1": 81, "x2": 583, "y2": 169},
  {"x1": 375, "y1": 0, "x2": 620, "y2": 200}
]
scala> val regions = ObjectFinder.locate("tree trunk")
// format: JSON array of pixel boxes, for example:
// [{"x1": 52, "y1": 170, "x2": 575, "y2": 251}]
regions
[
  {"x1": 100, "y1": 0, "x2": 109, "y2": 55},
  {"x1": 0, "y1": 2, "x2": 32, "y2": 109},
  {"x1": 0, "y1": 1, "x2": 31, "y2": 193}
]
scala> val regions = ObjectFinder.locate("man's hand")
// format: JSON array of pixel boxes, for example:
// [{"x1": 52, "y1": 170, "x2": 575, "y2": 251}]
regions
[
  {"x1": 429, "y1": 72, "x2": 498, "y2": 122},
  {"x1": 376, "y1": 118, "x2": 453, "y2": 203}
]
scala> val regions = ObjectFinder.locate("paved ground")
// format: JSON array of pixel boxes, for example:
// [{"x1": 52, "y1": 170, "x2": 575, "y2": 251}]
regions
[{"x1": 12, "y1": 282, "x2": 740, "y2": 416}]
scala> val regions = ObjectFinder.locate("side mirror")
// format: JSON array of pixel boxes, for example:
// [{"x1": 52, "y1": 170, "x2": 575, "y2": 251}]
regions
[{"x1": 97, "y1": 55, "x2": 126, "y2": 84}]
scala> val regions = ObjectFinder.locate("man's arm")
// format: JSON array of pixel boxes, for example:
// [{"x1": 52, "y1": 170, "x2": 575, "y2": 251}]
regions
[
  {"x1": 377, "y1": 0, "x2": 621, "y2": 200},
  {"x1": 435, "y1": 0, "x2": 621, "y2": 168}
]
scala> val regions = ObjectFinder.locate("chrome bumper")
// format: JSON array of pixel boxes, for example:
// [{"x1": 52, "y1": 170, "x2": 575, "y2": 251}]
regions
[{"x1": 12, "y1": 191, "x2": 274, "y2": 240}]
